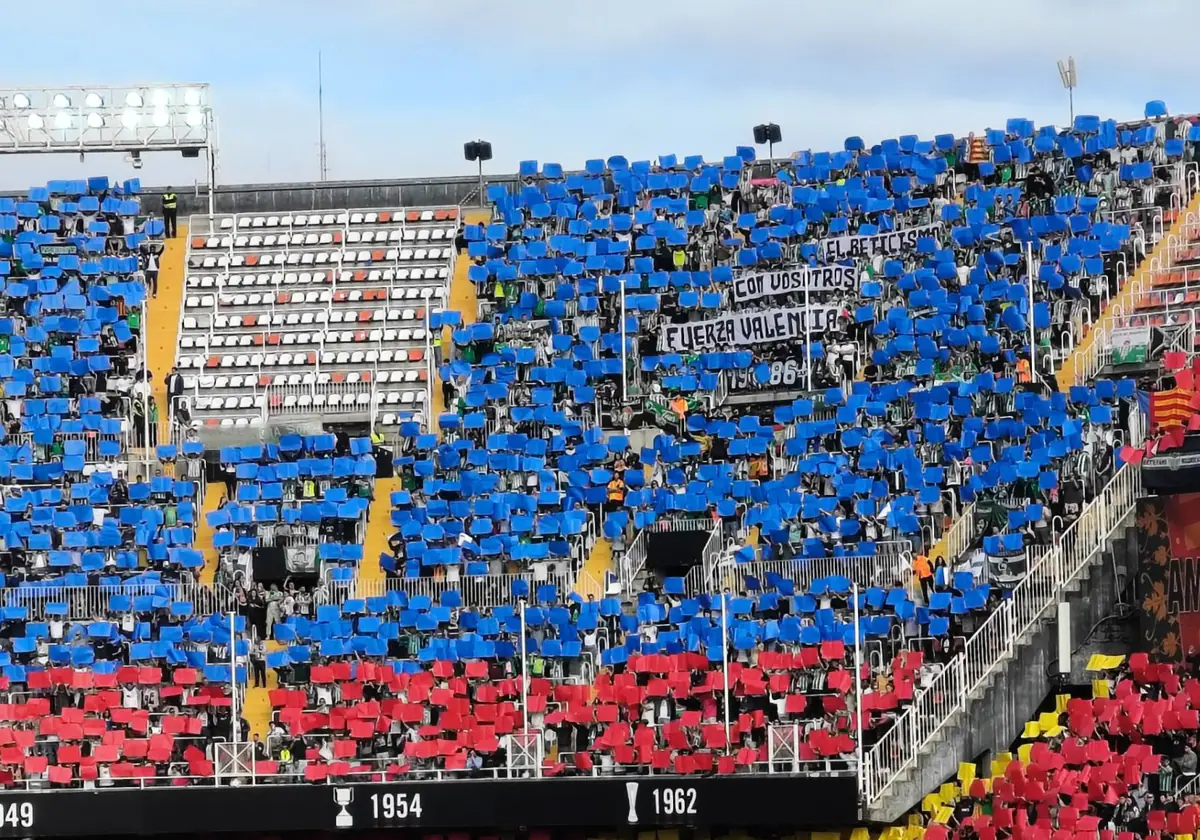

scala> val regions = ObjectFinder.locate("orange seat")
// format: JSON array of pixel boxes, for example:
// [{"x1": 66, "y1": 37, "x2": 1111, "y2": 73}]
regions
[
  {"x1": 378, "y1": 211, "x2": 392, "y2": 223},
  {"x1": 446, "y1": 207, "x2": 458, "y2": 220},
  {"x1": 191, "y1": 237, "x2": 206, "y2": 249},
  {"x1": 408, "y1": 348, "x2": 424, "y2": 362},
  {"x1": 205, "y1": 356, "x2": 219, "y2": 368},
  {"x1": 407, "y1": 211, "x2": 420, "y2": 222},
  {"x1": 359, "y1": 311, "x2": 372, "y2": 322},
  {"x1": 331, "y1": 372, "x2": 346, "y2": 384},
  {"x1": 245, "y1": 255, "x2": 259, "y2": 266},
  {"x1": 353, "y1": 331, "x2": 368, "y2": 342},
  {"x1": 332, "y1": 231, "x2": 343, "y2": 244},
  {"x1": 353, "y1": 270, "x2": 366, "y2": 281},
  {"x1": 333, "y1": 290, "x2": 349, "y2": 302},
  {"x1": 267, "y1": 334, "x2": 281, "y2": 345},
  {"x1": 371, "y1": 250, "x2": 385, "y2": 262}
]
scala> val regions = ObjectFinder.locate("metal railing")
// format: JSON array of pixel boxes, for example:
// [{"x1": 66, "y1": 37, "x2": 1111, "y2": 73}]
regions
[
  {"x1": 937, "y1": 501, "x2": 978, "y2": 566},
  {"x1": 0, "y1": 581, "x2": 236, "y2": 619},
  {"x1": 618, "y1": 518, "x2": 713, "y2": 596},
  {"x1": 346, "y1": 567, "x2": 574, "y2": 607},
  {"x1": 704, "y1": 550, "x2": 914, "y2": 598},
  {"x1": 862, "y1": 463, "x2": 1142, "y2": 806},
  {"x1": 263, "y1": 379, "x2": 375, "y2": 419},
  {"x1": 1073, "y1": 207, "x2": 1199, "y2": 385}
]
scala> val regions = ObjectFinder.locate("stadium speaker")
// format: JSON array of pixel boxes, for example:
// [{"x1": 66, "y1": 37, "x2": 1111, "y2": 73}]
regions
[
  {"x1": 464, "y1": 140, "x2": 493, "y2": 162},
  {"x1": 753, "y1": 123, "x2": 782, "y2": 145}
]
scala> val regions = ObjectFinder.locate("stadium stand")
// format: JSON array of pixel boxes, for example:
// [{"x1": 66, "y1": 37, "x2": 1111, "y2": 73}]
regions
[
  {"x1": 897, "y1": 654, "x2": 1200, "y2": 840},
  {"x1": 0, "y1": 177, "x2": 263, "y2": 789},
  {"x1": 381, "y1": 106, "x2": 1195, "y2": 605},
  {"x1": 207, "y1": 433, "x2": 376, "y2": 595},
  {"x1": 174, "y1": 207, "x2": 460, "y2": 428},
  {"x1": 0, "y1": 103, "x2": 1195, "y2": 805}
]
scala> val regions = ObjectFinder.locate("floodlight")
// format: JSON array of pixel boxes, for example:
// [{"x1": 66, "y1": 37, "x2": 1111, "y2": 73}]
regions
[{"x1": 0, "y1": 82, "x2": 218, "y2": 218}]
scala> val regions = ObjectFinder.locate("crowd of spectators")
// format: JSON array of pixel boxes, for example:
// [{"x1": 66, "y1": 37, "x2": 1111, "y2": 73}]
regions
[
  {"x1": 908, "y1": 655, "x2": 1200, "y2": 840},
  {"x1": 404, "y1": 106, "x2": 1194, "y2": 593}
]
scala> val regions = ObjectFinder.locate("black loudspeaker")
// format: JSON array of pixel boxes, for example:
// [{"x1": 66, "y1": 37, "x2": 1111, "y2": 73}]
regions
[
  {"x1": 464, "y1": 140, "x2": 493, "y2": 162},
  {"x1": 753, "y1": 123, "x2": 782, "y2": 145}
]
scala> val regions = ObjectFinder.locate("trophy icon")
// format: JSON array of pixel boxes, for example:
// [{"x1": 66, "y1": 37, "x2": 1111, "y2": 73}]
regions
[
  {"x1": 334, "y1": 788, "x2": 354, "y2": 829},
  {"x1": 625, "y1": 781, "x2": 639, "y2": 824}
]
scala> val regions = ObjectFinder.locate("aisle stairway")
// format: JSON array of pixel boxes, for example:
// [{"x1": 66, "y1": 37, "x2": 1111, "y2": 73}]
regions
[
  {"x1": 195, "y1": 481, "x2": 226, "y2": 587},
  {"x1": 147, "y1": 224, "x2": 187, "y2": 428},
  {"x1": 242, "y1": 642, "x2": 280, "y2": 740},
  {"x1": 576, "y1": 536, "x2": 612, "y2": 600},
  {"x1": 358, "y1": 477, "x2": 400, "y2": 593},
  {"x1": 1057, "y1": 190, "x2": 1200, "y2": 392},
  {"x1": 431, "y1": 209, "x2": 486, "y2": 419}
]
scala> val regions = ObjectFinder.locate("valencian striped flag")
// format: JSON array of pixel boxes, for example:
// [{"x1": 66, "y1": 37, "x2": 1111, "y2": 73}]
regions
[{"x1": 1150, "y1": 387, "x2": 1195, "y2": 430}]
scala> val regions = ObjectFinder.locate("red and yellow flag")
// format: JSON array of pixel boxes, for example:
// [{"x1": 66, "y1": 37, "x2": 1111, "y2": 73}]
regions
[{"x1": 1151, "y1": 387, "x2": 1195, "y2": 431}]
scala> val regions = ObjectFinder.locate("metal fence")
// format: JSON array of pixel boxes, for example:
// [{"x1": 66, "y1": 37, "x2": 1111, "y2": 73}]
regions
[
  {"x1": 344, "y1": 567, "x2": 575, "y2": 608},
  {"x1": 0, "y1": 581, "x2": 236, "y2": 619}
]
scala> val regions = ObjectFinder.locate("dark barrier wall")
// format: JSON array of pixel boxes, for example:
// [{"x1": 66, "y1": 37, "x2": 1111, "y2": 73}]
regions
[
  {"x1": 0, "y1": 775, "x2": 858, "y2": 837},
  {"x1": 2, "y1": 175, "x2": 521, "y2": 218},
  {"x1": 647, "y1": 529, "x2": 712, "y2": 574}
]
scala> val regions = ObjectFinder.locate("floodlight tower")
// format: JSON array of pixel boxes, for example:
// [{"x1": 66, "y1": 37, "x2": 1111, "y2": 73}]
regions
[
  {"x1": 0, "y1": 84, "x2": 218, "y2": 216},
  {"x1": 1057, "y1": 58, "x2": 1078, "y2": 128}
]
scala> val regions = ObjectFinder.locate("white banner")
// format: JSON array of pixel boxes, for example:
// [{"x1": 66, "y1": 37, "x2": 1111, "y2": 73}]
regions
[
  {"x1": 662, "y1": 306, "x2": 840, "y2": 353},
  {"x1": 731, "y1": 265, "x2": 858, "y2": 304},
  {"x1": 819, "y1": 222, "x2": 943, "y2": 262}
]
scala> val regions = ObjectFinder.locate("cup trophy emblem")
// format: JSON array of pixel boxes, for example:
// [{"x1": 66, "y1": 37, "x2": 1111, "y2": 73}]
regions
[
  {"x1": 625, "y1": 781, "x2": 639, "y2": 823},
  {"x1": 334, "y1": 787, "x2": 354, "y2": 828}
]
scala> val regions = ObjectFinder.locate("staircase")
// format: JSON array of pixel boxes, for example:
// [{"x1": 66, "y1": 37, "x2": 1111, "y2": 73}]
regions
[
  {"x1": 574, "y1": 536, "x2": 613, "y2": 600},
  {"x1": 1062, "y1": 189, "x2": 1200, "y2": 390},
  {"x1": 861, "y1": 185, "x2": 1200, "y2": 821},
  {"x1": 195, "y1": 481, "x2": 226, "y2": 587},
  {"x1": 147, "y1": 224, "x2": 187, "y2": 415},
  {"x1": 432, "y1": 209, "x2": 486, "y2": 418},
  {"x1": 863, "y1": 464, "x2": 1141, "y2": 821},
  {"x1": 242, "y1": 642, "x2": 280, "y2": 740},
  {"x1": 358, "y1": 476, "x2": 400, "y2": 594}
]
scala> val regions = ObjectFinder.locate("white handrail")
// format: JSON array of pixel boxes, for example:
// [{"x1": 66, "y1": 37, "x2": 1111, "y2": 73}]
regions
[{"x1": 862, "y1": 463, "x2": 1141, "y2": 806}]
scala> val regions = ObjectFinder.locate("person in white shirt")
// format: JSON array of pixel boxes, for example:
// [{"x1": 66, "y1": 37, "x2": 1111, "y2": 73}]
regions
[
  {"x1": 145, "y1": 249, "x2": 159, "y2": 297},
  {"x1": 121, "y1": 684, "x2": 140, "y2": 709}
]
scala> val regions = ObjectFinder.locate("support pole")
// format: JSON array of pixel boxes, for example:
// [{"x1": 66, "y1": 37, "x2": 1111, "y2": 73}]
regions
[
  {"x1": 721, "y1": 595, "x2": 731, "y2": 750},
  {"x1": 852, "y1": 583, "x2": 864, "y2": 796}
]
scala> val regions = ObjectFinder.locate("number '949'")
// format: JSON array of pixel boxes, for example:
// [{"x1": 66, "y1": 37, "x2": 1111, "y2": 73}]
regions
[{"x1": 0, "y1": 803, "x2": 32, "y2": 829}]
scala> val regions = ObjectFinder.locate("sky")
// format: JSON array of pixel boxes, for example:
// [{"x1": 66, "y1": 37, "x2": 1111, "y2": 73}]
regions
[{"x1": 0, "y1": 0, "x2": 1196, "y2": 190}]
